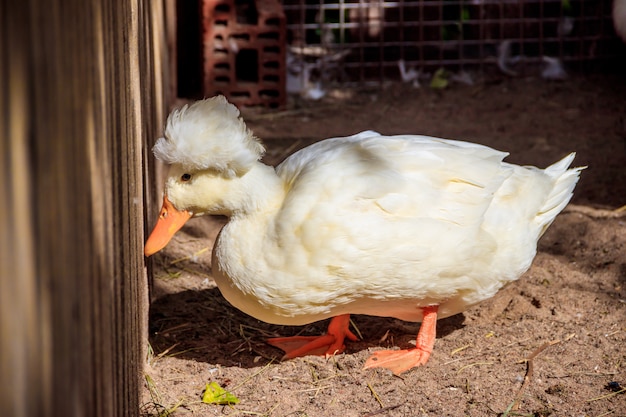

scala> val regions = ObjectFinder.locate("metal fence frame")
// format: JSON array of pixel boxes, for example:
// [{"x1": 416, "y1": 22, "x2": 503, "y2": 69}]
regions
[{"x1": 281, "y1": 0, "x2": 623, "y2": 86}]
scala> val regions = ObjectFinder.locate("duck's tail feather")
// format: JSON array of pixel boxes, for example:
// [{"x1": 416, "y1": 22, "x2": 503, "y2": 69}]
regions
[{"x1": 536, "y1": 152, "x2": 585, "y2": 237}]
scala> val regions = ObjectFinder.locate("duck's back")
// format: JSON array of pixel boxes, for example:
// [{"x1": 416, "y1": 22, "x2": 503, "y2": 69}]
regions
[{"x1": 277, "y1": 131, "x2": 512, "y2": 225}]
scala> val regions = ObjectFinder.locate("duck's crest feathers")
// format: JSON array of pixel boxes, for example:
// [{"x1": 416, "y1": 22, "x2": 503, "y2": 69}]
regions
[{"x1": 153, "y1": 96, "x2": 265, "y2": 176}]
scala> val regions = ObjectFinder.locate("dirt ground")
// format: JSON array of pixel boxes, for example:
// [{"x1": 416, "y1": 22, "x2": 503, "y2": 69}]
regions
[{"x1": 141, "y1": 74, "x2": 626, "y2": 417}]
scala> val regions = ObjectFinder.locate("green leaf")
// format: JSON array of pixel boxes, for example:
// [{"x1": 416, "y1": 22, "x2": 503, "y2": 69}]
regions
[
  {"x1": 562, "y1": 0, "x2": 571, "y2": 12},
  {"x1": 430, "y1": 68, "x2": 449, "y2": 89},
  {"x1": 461, "y1": 7, "x2": 470, "y2": 22},
  {"x1": 201, "y1": 382, "x2": 240, "y2": 405}
]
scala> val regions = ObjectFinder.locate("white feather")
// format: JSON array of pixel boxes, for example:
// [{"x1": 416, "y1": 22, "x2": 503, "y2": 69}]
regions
[{"x1": 153, "y1": 96, "x2": 265, "y2": 176}]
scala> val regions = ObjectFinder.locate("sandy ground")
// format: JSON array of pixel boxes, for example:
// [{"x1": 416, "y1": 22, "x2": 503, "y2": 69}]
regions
[{"x1": 141, "y1": 74, "x2": 626, "y2": 417}]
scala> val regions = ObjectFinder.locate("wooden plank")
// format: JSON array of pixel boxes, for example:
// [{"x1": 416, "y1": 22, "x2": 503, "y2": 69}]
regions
[
  {"x1": 0, "y1": 4, "x2": 51, "y2": 417},
  {"x1": 1, "y1": 0, "x2": 166, "y2": 416}
]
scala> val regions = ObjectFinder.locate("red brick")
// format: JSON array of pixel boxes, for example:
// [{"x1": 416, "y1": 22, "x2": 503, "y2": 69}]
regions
[{"x1": 202, "y1": 0, "x2": 286, "y2": 107}]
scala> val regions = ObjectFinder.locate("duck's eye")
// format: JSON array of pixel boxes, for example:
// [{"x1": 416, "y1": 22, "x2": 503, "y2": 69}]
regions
[{"x1": 181, "y1": 173, "x2": 192, "y2": 182}]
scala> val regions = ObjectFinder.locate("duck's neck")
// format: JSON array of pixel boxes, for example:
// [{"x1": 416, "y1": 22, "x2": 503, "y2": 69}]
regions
[{"x1": 225, "y1": 162, "x2": 285, "y2": 219}]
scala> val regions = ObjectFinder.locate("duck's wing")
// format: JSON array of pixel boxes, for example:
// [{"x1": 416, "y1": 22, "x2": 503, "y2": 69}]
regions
[{"x1": 276, "y1": 132, "x2": 512, "y2": 230}]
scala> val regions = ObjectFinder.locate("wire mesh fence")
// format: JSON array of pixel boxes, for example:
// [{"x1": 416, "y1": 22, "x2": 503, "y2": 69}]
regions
[
  {"x1": 176, "y1": 0, "x2": 624, "y2": 104},
  {"x1": 282, "y1": 0, "x2": 624, "y2": 88}
]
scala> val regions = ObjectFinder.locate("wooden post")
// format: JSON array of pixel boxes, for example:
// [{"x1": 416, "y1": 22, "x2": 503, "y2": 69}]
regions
[{"x1": 0, "y1": 1, "x2": 166, "y2": 416}]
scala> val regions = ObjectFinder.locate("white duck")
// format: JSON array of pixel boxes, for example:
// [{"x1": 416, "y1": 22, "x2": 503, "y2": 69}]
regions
[{"x1": 145, "y1": 96, "x2": 583, "y2": 374}]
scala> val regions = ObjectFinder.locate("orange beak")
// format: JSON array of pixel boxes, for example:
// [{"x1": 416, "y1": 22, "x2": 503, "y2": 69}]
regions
[{"x1": 144, "y1": 196, "x2": 193, "y2": 257}]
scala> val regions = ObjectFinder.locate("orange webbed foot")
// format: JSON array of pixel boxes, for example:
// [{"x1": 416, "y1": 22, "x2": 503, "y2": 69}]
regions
[
  {"x1": 363, "y1": 305, "x2": 439, "y2": 375},
  {"x1": 267, "y1": 314, "x2": 358, "y2": 359}
]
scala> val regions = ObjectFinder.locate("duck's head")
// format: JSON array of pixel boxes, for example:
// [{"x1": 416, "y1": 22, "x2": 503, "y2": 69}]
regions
[{"x1": 144, "y1": 96, "x2": 265, "y2": 257}]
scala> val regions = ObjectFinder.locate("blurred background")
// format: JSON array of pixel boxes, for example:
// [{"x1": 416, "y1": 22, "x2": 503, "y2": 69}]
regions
[{"x1": 174, "y1": 0, "x2": 625, "y2": 105}]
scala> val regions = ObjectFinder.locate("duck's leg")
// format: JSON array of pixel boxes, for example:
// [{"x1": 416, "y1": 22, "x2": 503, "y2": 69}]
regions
[
  {"x1": 363, "y1": 305, "x2": 438, "y2": 375},
  {"x1": 267, "y1": 314, "x2": 358, "y2": 359}
]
